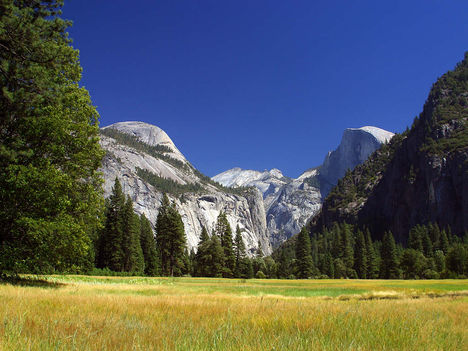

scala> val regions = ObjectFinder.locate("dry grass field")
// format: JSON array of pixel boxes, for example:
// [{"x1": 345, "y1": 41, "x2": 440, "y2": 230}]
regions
[{"x1": 0, "y1": 276, "x2": 467, "y2": 350}]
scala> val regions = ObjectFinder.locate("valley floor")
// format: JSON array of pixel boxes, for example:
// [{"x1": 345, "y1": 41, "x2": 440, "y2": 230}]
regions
[{"x1": 1, "y1": 276, "x2": 467, "y2": 350}]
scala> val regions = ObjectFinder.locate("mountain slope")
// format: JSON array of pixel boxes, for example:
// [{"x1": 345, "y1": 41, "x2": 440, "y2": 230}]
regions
[
  {"x1": 99, "y1": 121, "x2": 271, "y2": 255},
  {"x1": 213, "y1": 126, "x2": 393, "y2": 245},
  {"x1": 314, "y1": 53, "x2": 468, "y2": 242}
]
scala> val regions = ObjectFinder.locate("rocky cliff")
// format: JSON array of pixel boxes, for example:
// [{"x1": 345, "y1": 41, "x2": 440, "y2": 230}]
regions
[
  {"x1": 213, "y1": 126, "x2": 393, "y2": 246},
  {"x1": 314, "y1": 53, "x2": 468, "y2": 242},
  {"x1": 100, "y1": 122, "x2": 271, "y2": 255}
]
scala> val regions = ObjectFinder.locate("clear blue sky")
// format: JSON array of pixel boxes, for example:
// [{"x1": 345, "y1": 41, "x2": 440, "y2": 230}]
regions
[{"x1": 63, "y1": 0, "x2": 468, "y2": 178}]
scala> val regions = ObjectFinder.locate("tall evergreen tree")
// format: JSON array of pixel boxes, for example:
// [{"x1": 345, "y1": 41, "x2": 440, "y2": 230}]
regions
[
  {"x1": 0, "y1": 0, "x2": 104, "y2": 273},
  {"x1": 122, "y1": 196, "x2": 144, "y2": 273},
  {"x1": 341, "y1": 223, "x2": 354, "y2": 274},
  {"x1": 408, "y1": 225, "x2": 423, "y2": 252},
  {"x1": 365, "y1": 229, "x2": 379, "y2": 279},
  {"x1": 194, "y1": 226, "x2": 210, "y2": 277},
  {"x1": 206, "y1": 234, "x2": 224, "y2": 277},
  {"x1": 354, "y1": 230, "x2": 368, "y2": 278},
  {"x1": 380, "y1": 231, "x2": 400, "y2": 279},
  {"x1": 98, "y1": 178, "x2": 125, "y2": 271},
  {"x1": 233, "y1": 225, "x2": 247, "y2": 278},
  {"x1": 140, "y1": 214, "x2": 159, "y2": 276},
  {"x1": 295, "y1": 227, "x2": 314, "y2": 279},
  {"x1": 156, "y1": 194, "x2": 187, "y2": 276},
  {"x1": 215, "y1": 212, "x2": 235, "y2": 277}
]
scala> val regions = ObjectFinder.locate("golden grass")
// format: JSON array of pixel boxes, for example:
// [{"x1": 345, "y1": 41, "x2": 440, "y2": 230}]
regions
[{"x1": 0, "y1": 276, "x2": 467, "y2": 350}]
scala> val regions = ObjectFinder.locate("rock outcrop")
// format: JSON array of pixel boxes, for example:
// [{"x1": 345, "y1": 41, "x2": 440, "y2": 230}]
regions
[
  {"x1": 100, "y1": 122, "x2": 271, "y2": 255},
  {"x1": 213, "y1": 126, "x2": 393, "y2": 246}
]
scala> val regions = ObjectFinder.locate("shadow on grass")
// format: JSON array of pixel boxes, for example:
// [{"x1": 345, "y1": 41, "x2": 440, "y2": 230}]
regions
[{"x1": 0, "y1": 274, "x2": 65, "y2": 289}]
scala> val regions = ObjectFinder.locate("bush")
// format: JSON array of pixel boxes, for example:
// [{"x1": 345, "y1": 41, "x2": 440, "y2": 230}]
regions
[{"x1": 255, "y1": 271, "x2": 266, "y2": 279}]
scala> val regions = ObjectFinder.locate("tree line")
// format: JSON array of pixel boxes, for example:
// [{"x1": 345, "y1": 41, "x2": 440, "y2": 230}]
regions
[{"x1": 281, "y1": 222, "x2": 468, "y2": 280}]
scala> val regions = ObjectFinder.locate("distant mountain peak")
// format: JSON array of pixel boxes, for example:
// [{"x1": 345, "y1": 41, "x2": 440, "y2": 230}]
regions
[{"x1": 347, "y1": 126, "x2": 395, "y2": 144}]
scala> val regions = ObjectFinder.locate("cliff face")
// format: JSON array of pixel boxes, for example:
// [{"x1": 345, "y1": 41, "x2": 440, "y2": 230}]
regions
[
  {"x1": 316, "y1": 54, "x2": 468, "y2": 241},
  {"x1": 100, "y1": 122, "x2": 271, "y2": 255},
  {"x1": 213, "y1": 127, "x2": 393, "y2": 246}
]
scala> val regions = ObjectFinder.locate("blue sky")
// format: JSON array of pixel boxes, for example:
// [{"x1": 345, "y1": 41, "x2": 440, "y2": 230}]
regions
[{"x1": 63, "y1": 0, "x2": 468, "y2": 177}]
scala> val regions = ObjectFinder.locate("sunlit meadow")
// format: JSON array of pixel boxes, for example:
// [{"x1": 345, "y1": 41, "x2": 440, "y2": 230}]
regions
[{"x1": 1, "y1": 276, "x2": 467, "y2": 350}]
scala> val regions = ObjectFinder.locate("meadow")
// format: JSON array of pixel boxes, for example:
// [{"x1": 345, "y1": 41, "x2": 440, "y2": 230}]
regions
[{"x1": 0, "y1": 276, "x2": 467, "y2": 350}]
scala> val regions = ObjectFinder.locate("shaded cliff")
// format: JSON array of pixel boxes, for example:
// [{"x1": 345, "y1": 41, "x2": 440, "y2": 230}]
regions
[{"x1": 314, "y1": 53, "x2": 468, "y2": 242}]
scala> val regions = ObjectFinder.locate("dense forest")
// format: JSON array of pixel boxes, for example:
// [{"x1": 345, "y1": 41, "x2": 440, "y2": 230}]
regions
[{"x1": 1, "y1": 1, "x2": 467, "y2": 279}]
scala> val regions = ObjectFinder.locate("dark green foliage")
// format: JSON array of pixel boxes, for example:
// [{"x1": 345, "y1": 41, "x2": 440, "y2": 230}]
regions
[
  {"x1": 380, "y1": 231, "x2": 400, "y2": 279},
  {"x1": 97, "y1": 179, "x2": 146, "y2": 274},
  {"x1": 136, "y1": 168, "x2": 203, "y2": 196},
  {"x1": 233, "y1": 225, "x2": 248, "y2": 278},
  {"x1": 446, "y1": 244, "x2": 468, "y2": 276},
  {"x1": 0, "y1": 0, "x2": 104, "y2": 273},
  {"x1": 295, "y1": 227, "x2": 315, "y2": 279},
  {"x1": 365, "y1": 229, "x2": 379, "y2": 279},
  {"x1": 140, "y1": 214, "x2": 159, "y2": 276},
  {"x1": 98, "y1": 179, "x2": 125, "y2": 271},
  {"x1": 155, "y1": 194, "x2": 187, "y2": 276},
  {"x1": 354, "y1": 230, "x2": 368, "y2": 278},
  {"x1": 400, "y1": 249, "x2": 427, "y2": 279},
  {"x1": 216, "y1": 212, "x2": 235, "y2": 277}
]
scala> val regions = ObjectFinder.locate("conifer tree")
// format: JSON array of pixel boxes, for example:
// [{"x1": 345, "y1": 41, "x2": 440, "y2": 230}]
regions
[
  {"x1": 341, "y1": 223, "x2": 354, "y2": 273},
  {"x1": 122, "y1": 196, "x2": 144, "y2": 273},
  {"x1": 440, "y1": 229, "x2": 450, "y2": 254},
  {"x1": 295, "y1": 227, "x2": 314, "y2": 279},
  {"x1": 98, "y1": 178, "x2": 125, "y2": 271},
  {"x1": 408, "y1": 225, "x2": 423, "y2": 252},
  {"x1": 215, "y1": 212, "x2": 235, "y2": 277},
  {"x1": 206, "y1": 234, "x2": 224, "y2": 277},
  {"x1": 380, "y1": 231, "x2": 400, "y2": 279},
  {"x1": 140, "y1": 214, "x2": 159, "y2": 276},
  {"x1": 0, "y1": 0, "x2": 104, "y2": 273},
  {"x1": 365, "y1": 229, "x2": 379, "y2": 279},
  {"x1": 354, "y1": 230, "x2": 368, "y2": 278},
  {"x1": 194, "y1": 226, "x2": 210, "y2": 277},
  {"x1": 233, "y1": 225, "x2": 247, "y2": 277},
  {"x1": 277, "y1": 249, "x2": 290, "y2": 279},
  {"x1": 156, "y1": 194, "x2": 187, "y2": 276}
]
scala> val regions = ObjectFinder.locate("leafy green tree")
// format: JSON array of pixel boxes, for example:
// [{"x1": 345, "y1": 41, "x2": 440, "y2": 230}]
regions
[
  {"x1": 0, "y1": 0, "x2": 104, "y2": 274},
  {"x1": 295, "y1": 227, "x2": 314, "y2": 279},
  {"x1": 446, "y1": 244, "x2": 468, "y2": 276},
  {"x1": 380, "y1": 231, "x2": 400, "y2": 279},
  {"x1": 400, "y1": 249, "x2": 427, "y2": 279},
  {"x1": 433, "y1": 250, "x2": 446, "y2": 273},
  {"x1": 140, "y1": 214, "x2": 159, "y2": 276},
  {"x1": 440, "y1": 229, "x2": 450, "y2": 254}
]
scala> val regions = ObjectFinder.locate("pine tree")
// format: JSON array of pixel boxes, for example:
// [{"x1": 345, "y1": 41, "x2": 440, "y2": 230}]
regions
[
  {"x1": 98, "y1": 178, "x2": 125, "y2": 271},
  {"x1": 380, "y1": 231, "x2": 400, "y2": 279},
  {"x1": 122, "y1": 196, "x2": 144, "y2": 273},
  {"x1": 341, "y1": 223, "x2": 354, "y2": 275},
  {"x1": 440, "y1": 229, "x2": 449, "y2": 254},
  {"x1": 156, "y1": 194, "x2": 187, "y2": 276},
  {"x1": 365, "y1": 229, "x2": 379, "y2": 279},
  {"x1": 408, "y1": 225, "x2": 423, "y2": 252},
  {"x1": 194, "y1": 226, "x2": 210, "y2": 277},
  {"x1": 256, "y1": 240, "x2": 264, "y2": 258},
  {"x1": 233, "y1": 225, "x2": 247, "y2": 278},
  {"x1": 0, "y1": 0, "x2": 104, "y2": 273},
  {"x1": 295, "y1": 227, "x2": 314, "y2": 279},
  {"x1": 354, "y1": 230, "x2": 368, "y2": 278},
  {"x1": 206, "y1": 235, "x2": 224, "y2": 277},
  {"x1": 215, "y1": 212, "x2": 235, "y2": 277},
  {"x1": 421, "y1": 228, "x2": 433, "y2": 258},
  {"x1": 140, "y1": 214, "x2": 159, "y2": 276},
  {"x1": 277, "y1": 249, "x2": 290, "y2": 279}
]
